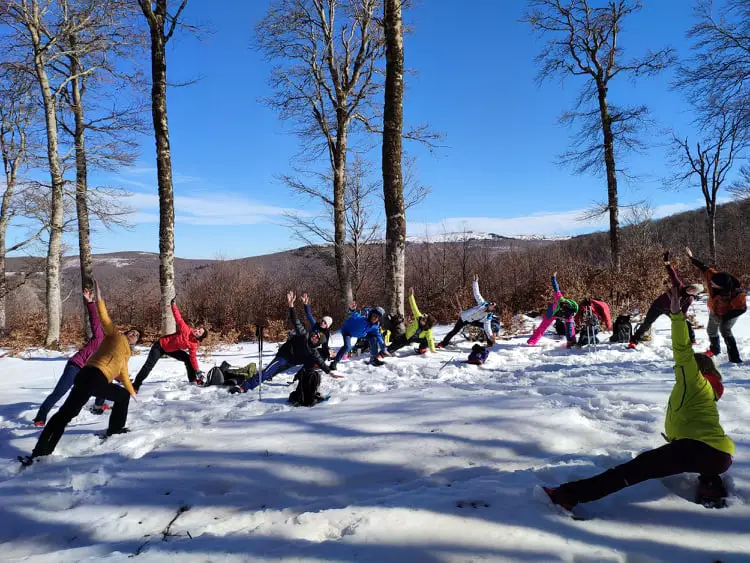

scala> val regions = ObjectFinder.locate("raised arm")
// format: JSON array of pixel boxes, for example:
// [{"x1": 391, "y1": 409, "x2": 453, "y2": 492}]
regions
[
  {"x1": 551, "y1": 273, "x2": 561, "y2": 295},
  {"x1": 472, "y1": 274, "x2": 484, "y2": 305},
  {"x1": 288, "y1": 291, "x2": 308, "y2": 338},
  {"x1": 84, "y1": 288, "x2": 104, "y2": 344},
  {"x1": 171, "y1": 301, "x2": 188, "y2": 332},
  {"x1": 686, "y1": 247, "x2": 709, "y2": 272},
  {"x1": 408, "y1": 288, "x2": 421, "y2": 319}
]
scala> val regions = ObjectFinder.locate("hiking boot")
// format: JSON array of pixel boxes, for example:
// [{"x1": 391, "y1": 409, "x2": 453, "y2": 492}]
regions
[
  {"x1": 436, "y1": 343, "x2": 446, "y2": 349},
  {"x1": 417, "y1": 348, "x2": 427, "y2": 355},
  {"x1": 543, "y1": 486, "x2": 577, "y2": 511},
  {"x1": 90, "y1": 405, "x2": 109, "y2": 415},
  {"x1": 725, "y1": 336, "x2": 742, "y2": 364},
  {"x1": 709, "y1": 336, "x2": 721, "y2": 356},
  {"x1": 33, "y1": 420, "x2": 45, "y2": 428},
  {"x1": 698, "y1": 475, "x2": 728, "y2": 502},
  {"x1": 627, "y1": 341, "x2": 637, "y2": 350},
  {"x1": 369, "y1": 357, "x2": 385, "y2": 367},
  {"x1": 106, "y1": 427, "x2": 130, "y2": 437},
  {"x1": 329, "y1": 361, "x2": 338, "y2": 371}
]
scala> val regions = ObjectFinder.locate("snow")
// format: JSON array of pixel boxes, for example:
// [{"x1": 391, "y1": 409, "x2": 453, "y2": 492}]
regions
[{"x1": 0, "y1": 299, "x2": 748, "y2": 561}]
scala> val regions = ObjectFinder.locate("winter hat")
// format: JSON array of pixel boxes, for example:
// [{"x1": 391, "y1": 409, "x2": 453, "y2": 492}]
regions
[
  {"x1": 694, "y1": 352, "x2": 724, "y2": 400},
  {"x1": 710, "y1": 272, "x2": 734, "y2": 290},
  {"x1": 322, "y1": 316, "x2": 333, "y2": 328},
  {"x1": 686, "y1": 283, "x2": 704, "y2": 294}
]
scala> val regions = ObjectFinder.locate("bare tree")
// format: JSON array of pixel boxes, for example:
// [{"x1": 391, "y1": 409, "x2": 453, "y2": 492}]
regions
[
  {"x1": 729, "y1": 164, "x2": 750, "y2": 198},
  {"x1": 524, "y1": 0, "x2": 674, "y2": 272},
  {"x1": 137, "y1": 0, "x2": 188, "y2": 334},
  {"x1": 382, "y1": 0, "x2": 405, "y2": 317},
  {"x1": 256, "y1": 0, "x2": 383, "y2": 314},
  {"x1": 669, "y1": 105, "x2": 746, "y2": 264}
]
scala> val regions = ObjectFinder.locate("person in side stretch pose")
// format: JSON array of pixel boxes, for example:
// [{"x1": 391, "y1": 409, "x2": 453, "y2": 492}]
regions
[
  {"x1": 527, "y1": 272, "x2": 578, "y2": 348},
  {"x1": 438, "y1": 275, "x2": 499, "y2": 348},
  {"x1": 388, "y1": 287, "x2": 436, "y2": 355}
]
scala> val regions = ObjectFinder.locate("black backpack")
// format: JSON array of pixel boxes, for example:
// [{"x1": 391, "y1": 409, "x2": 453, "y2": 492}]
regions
[
  {"x1": 610, "y1": 315, "x2": 632, "y2": 343},
  {"x1": 554, "y1": 318, "x2": 566, "y2": 336},
  {"x1": 288, "y1": 368, "x2": 323, "y2": 407},
  {"x1": 204, "y1": 366, "x2": 224, "y2": 386}
]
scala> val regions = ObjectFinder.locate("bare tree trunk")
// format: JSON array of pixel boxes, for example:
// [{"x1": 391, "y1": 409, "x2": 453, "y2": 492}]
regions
[
  {"x1": 141, "y1": 1, "x2": 177, "y2": 334},
  {"x1": 0, "y1": 234, "x2": 6, "y2": 333},
  {"x1": 333, "y1": 125, "x2": 352, "y2": 313},
  {"x1": 69, "y1": 49, "x2": 94, "y2": 339},
  {"x1": 707, "y1": 202, "x2": 717, "y2": 265},
  {"x1": 597, "y1": 85, "x2": 621, "y2": 273},
  {"x1": 382, "y1": 0, "x2": 406, "y2": 318}
]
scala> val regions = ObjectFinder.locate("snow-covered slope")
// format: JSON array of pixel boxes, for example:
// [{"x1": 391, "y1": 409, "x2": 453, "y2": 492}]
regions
[{"x1": 0, "y1": 299, "x2": 748, "y2": 562}]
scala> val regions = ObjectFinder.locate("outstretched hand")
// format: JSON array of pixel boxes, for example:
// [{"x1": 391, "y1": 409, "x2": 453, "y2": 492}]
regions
[
  {"x1": 663, "y1": 250, "x2": 671, "y2": 263},
  {"x1": 473, "y1": 274, "x2": 479, "y2": 282},
  {"x1": 685, "y1": 246, "x2": 693, "y2": 258},
  {"x1": 301, "y1": 293, "x2": 309, "y2": 305},
  {"x1": 553, "y1": 271, "x2": 558, "y2": 277},
  {"x1": 409, "y1": 287, "x2": 414, "y2": 296},
  {"x1": 669, "y1": 286, "x2": 682, "y2": 314},
  {"x1": 93, "y1": 279, "x2": 101, "y2": 301},
  {"x1": 287, "y1": 290, "x2": 296, "y2": 307},
  {"x1": 171, "y1": 295, "x2": 177, "y2": 306},
  {"x1": 83, "y1": 287, "x2": 94, "y2": 303}
]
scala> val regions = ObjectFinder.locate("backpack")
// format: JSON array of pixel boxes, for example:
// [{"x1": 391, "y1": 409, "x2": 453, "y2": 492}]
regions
[
  {"x1": 467, "y1": 344, "x2": 489, "y2": 365},
  {"x1": 204, "y1": 366, "x2": 224, "y2": 386},
  {"x1": 610, "y1": 315, "x2": 632, "y2": 343},
  {"x1": 554, "y1": 318, "x2": 566, "y2": 336},
  {"x1": 288, "y1": 368, "x2": 324, "y2": 407}
]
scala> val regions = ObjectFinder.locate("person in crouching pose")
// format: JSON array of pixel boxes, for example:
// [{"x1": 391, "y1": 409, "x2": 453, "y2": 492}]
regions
[
  {"x1": 21, "y1": 281, "x2": 140, "y2": 465},
  {"x1": 388, "y1": 287, "x2": 436, "y2": 355},
  {"x1": 331, "y1": 303, "x2": 387, "y2": 368},
  {"x1": 544, "y1": 286, "x2": 734, "y2": 510}
]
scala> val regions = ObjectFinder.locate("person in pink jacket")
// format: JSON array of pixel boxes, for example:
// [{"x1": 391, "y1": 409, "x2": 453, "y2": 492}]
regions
[
  {"x1": 527, "y1": 272, "x2": 578, "y2": 348},
  {"x1": 33, "y1": 288, "x2": 104, "y2": 426}
]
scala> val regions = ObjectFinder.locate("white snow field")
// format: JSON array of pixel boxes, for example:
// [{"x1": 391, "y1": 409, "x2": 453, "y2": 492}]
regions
[{"x1": 1, "y1": 299, "x2": 748, "y2": 562}]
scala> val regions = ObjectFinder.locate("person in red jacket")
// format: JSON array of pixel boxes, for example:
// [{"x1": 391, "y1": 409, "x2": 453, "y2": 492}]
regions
[{"x1": 133, "y1": 298, "x2": 208, "y2": 390}]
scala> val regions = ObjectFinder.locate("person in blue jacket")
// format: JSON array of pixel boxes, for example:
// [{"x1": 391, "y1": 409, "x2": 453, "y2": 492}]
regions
[
  {"x1": 330, "y1": 303, "x2": 387, "y2": 369},
  {"x1": 302, "y1": 293, "x2": 334, "y2": 359}
]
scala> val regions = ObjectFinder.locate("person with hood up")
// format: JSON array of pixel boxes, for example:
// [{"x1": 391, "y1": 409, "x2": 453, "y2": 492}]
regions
[
  {"x1": 230, "y1": 291, "x2": 336, "y2": 393},
  {"x1": 330, "y1": 302, "x2": 387, "y2": 369},
  {"x1": 687, "y1": 247, "x2": 746, "y2": 363},
  {"x1": 132, "y1": 297, "x2": 208, "y2": 390},
  {"x1": 628, "y1": 251, "x2": 702, "y2": 349},
  {"x1": 20, "y1": 280, "x2": 141, "y2": 466},
  {"x1": 301, "y1": 292, "x2": 334, "y2": 359},
  {"x1": 388, "y1": 287, "x2": 436, "y2": 355},
  {"x1": 543, "y1": 286, "x2": 734, "y2": 510},
  {"x1": 527, "y1": 272, "x2": 578, "y2": 348},
  {"x1": 437, "y1": 275, "x2": 499, "y2": 348}
]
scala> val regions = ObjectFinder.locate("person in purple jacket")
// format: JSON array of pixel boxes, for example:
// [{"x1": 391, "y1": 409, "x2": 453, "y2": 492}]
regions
[
  {"x1": 33, "y1": 288, "x2": 105, "y2": 426},
  {"x1": 628, "y1": 251, "x2": 703, "y2": 349}
]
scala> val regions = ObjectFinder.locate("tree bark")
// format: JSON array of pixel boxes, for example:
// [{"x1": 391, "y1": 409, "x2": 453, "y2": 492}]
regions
[
  {"x1": 333, "y1": 121, "x2": 353, "y2": 313},
  {"x1": 69, "y1": 47, "x2": 94, "y2": 339},
  {"x1": 706, "y1": 201, "x2": 717, "y2": 265},
  {"x1": 382, "y1": 0, "x2": 406, "y2": 318},
  {"x1": 141, "y1": 0, "x2": 177, "y2": 334},
  {"x1": 597, "y1": 84, "x2": 621, "y2": 273}
]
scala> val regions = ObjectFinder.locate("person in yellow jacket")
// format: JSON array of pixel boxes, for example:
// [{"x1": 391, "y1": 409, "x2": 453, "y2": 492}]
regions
[
  {"x1": 21, "y1": 281, "x2": 141, "y2": 465},
  {"x1": 544, "y1": 286, "x2": 734, "y2": 509},
  {"x1": 387, "y1": 288, "x2": 436, "y2": 355}
]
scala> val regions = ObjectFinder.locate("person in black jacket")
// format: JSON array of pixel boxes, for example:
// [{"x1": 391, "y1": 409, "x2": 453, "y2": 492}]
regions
[
  {"x1": 301, "y1": 292, "x2": 334, "y2": 359},
  {"x1": 230, "y1": 291, "x2": 336, "y2": 393}
]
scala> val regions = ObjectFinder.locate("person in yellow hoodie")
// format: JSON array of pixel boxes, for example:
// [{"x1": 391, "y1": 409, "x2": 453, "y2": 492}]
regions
[
  {"x1": 387, "y1": 287, "x2": 436, "y2": 355},
  {"x1": 544, "y1": 285, "x2": 734, "y2": 509},
  {"x1": 21, "y1": 281, "x2": 141, "y2": 466}
]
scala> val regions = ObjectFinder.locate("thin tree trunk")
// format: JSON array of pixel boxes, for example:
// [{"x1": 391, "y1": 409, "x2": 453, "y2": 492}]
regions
[
  {"x1": 69, "y1": 49, "x2": 93, "y2": 339},
  {"x1": 382, "y1": 0, "x2": 406, "y2": 318},
  {"x1": 145, "y1": 11, "x2": 176, "y2": 334},
  {"x1": 333, "y1": 125, "x2": 352, "y2": 314},
  {"x1": 707, "y1": 204, "x2": 717, "y2": 265},
  {"x1": 0, "y1": 232, "x2": 7, "y2": 333},
  {"x1": 597, "y1": 85, "x2": 621, "y2": 273}
]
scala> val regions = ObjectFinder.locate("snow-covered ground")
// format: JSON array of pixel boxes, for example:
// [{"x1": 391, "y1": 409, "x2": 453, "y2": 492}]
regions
[{"x1": 1, "y1": 299, "x2": 748, "y2": 562}]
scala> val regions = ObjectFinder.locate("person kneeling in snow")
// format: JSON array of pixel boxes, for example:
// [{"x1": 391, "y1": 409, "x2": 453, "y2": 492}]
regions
[
  {"x1": 133, "y1": 297, "x2": 208, "y2": 390},
  {"x1": 21, "y1": 281, "x2": 140, "y2": 465},
  {"x1": 387, "y1": 287, "x2": 436, "y2": 355},
  {"x1": 527, "y1": 272, "x2": 578, "y2": 348},
  {"x1": 438, "y1": 274, "x2": 499, "y2": 348},
  {"x1": 229, "y1": 291, "x2": 336, "y2": 394},
  {"x1": 628, "y1": 251, "x2": 701, "y2": 349},
  {"x1": 330, "y1": 303, "x2": 387, "y2": 368},
  {"x1": 544, "y1": 286, "x2": 734, "y2": 510}
]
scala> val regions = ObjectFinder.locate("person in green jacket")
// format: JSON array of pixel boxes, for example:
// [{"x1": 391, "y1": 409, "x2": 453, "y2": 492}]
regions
[
  {"x1": 387, "y1": 287, "x2": 436, "y2": 355},
  {"x1": 544, "y1": 285, "x2": 734, "y2": 509}
]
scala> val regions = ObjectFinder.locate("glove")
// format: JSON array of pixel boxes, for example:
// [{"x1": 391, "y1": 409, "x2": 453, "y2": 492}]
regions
[
  {"x1": 171, "y1": 296, "x2": 177, "y2": 306},
  {"x1": 194, "y1": 371, "x2": 205, "y2": 386},
  {"x1": 228, "y1": 385, "x2": 243, "y2": 395},
  {"x1": 663, "y1": 251, "x2": 670, "y2": 263}
]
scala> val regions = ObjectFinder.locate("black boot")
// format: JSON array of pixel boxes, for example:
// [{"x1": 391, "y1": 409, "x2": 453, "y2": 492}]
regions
[
  {"x1": 725, "y1": 336, "x2": 743, "y2": 364},
  {"x1": 709, "y1": 336, "x2": 721, "y2": 356}
]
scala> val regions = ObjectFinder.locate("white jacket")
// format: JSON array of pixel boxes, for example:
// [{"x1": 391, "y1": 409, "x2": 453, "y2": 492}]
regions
[{"x1": 460, "y1": 280, "x2": 493, "y2": 338}]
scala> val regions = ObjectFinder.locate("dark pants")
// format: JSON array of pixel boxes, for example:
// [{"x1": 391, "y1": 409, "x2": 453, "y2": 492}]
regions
[
  {"x1": 32, "y1": 367, "x2": 131, "y2": 458},
  {"x1": 707, "y1": 312, "x2": 741, "y2": 362},
  {"x1": 240, "y1": 355, "x2": 291, "y2": 391},
  {"x1": 388, "y1": 334, "x2": 428, "y2": 353},
  {"x1": 34, "y1": 361, "x2": 81, "y2": 423},
  {"x1": 556, "y1": 439, "x2": 732, "y2": 505},
  {"x1": 632, "y1": 306, "x2": 695, "y2": 344},
  {"x1": 134, "y1": 341, "x2": 197, "y2": 390},
  {"x1": 440, "y1": 319, "x2": 468, "y2": 346},
  {"x1": 334, "y1": 332, "x2": 380, "y2": 362}
]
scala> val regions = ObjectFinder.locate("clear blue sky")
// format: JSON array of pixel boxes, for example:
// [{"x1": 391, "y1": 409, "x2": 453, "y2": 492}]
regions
[{"x1": 51, "y1": 1, "x2": 739, "y2": 258}]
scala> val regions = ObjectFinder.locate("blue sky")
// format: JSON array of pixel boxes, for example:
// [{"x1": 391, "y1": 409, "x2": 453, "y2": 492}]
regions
[{"x1": 16, "y1": 0, "x2": 740, "y2": 259}]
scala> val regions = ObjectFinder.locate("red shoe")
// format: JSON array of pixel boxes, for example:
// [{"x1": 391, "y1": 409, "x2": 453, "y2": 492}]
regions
[
  {"x1": 101, "y1": 403, "x2": 111, "y2": 411},
  {"x1": 417, "y1": 348, "x2": 427, "y2": 355},
  {"x1": 33, "y1": 420, "x2": 45, "y2": 427},
  {"x1": 543, "y1": 486, "x2": 577, "y2": 511},
  {"x1": 705, "y1": 349, "x2": 715, "y2": 358},
  {"x1": 627, "y1": 342, "x2": 637, "y2": 350},
  {"x1": 436, "y1": 343, "x2": 445, "y2": 349}
]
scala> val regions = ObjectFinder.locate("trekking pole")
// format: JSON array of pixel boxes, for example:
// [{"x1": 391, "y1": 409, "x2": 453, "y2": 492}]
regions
[{"x1": 256, "y1": 322, "x2": 265, "y2": 401}]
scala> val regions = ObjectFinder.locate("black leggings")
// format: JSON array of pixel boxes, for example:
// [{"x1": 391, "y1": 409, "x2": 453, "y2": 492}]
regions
[
  {"x1": 134, "y1": 341, "x2": 197, "y2": 389},
  {"x1": 388, "y1": 334, "x2": 429, "y2": 353},
  {"x1": 32, "y1": 367, "x2": 131, "y2": 457},
  {"x1": 632, "y1": 306, "x2": 695, "y2": 344},
  {"x1": 439, "y1": 319, "x2": 468, "y2": 346},
  {"x1": 557, "y1": 439, "x2": 732, "y2": 505}
]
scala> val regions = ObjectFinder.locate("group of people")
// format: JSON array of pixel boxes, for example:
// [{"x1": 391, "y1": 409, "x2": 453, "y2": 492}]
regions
[{"x1": 20, "y1": 249, "x2": 746, "y2": 511}]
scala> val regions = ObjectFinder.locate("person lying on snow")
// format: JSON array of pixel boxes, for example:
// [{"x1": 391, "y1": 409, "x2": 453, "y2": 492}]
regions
[
  {"x1": 229, "y1": 291, "x2": 336, "y2": 393},
  {"x1": 687, "y1": 247, "x2": 747, "y2": 363},
  {"x1": 387, "y1": 287, "x2": 436, "y2": 355},
  {"x1": 330, "y1": 302, "x2": 388, "y2": 369},
  {"x1": 132, "y1": 297, "x2": 208, "y2": 391},
  {"x1": 33, "y1": 287, "x2": 105, "y2": 427},
  {"x1": 628, "y1": 251, "x2": 702, "y2": 349},
  {"x1": 527, "y1": 272, "x2": 578, "y2": 348},
  {"x1": 438, "y1": 274, "x2": 499, "y2": 348},
  {"x1": 544, "y1": 286, "x2": 734, "y2": 510},
  {"x1": 20, "y1": 281, "x2": 141, "y2": 466},
  {"x1": 301, "y1": 292, "x2": 334, "y2": 359}
]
